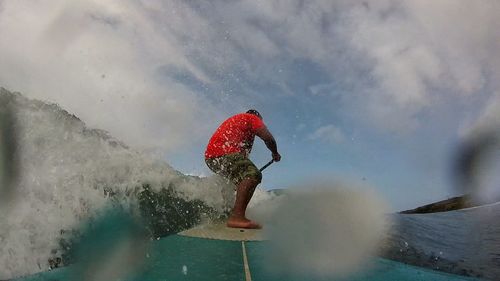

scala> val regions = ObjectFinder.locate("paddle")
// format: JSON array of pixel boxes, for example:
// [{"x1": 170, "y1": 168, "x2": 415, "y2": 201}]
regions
[{"x1": 259, "y1": 160, "x2": 274, "y2": 172}]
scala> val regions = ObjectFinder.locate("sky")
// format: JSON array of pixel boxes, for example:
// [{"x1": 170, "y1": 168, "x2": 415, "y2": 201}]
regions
[{"x1": 0, "y1": 0, "x2": 499, "y2": 211}]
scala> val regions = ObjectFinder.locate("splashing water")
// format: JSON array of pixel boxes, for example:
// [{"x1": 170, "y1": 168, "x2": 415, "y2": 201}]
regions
[{"x1": 0, "y1": 88, "x2": 236, "y2": 279}]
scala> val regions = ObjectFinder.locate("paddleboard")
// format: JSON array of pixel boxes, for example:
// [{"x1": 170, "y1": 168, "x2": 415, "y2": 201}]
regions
[{"x1": 14, "y1": 223, "x2": 482, "y2": 281}]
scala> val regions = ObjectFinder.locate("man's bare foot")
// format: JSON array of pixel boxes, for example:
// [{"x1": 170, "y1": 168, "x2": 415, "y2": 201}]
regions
[{"x1": 226, "y1": 217, "x2": 262, "y2": 229}]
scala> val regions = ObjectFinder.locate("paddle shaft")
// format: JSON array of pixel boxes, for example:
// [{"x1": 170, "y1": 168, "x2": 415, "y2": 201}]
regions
[{"x1": 259, "y1": 160, "x2": 274, "y2": 172}]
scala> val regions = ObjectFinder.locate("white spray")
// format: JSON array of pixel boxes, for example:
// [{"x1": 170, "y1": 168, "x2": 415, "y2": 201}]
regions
[{"x1": 0, "y1": 88, "x2": 233, "y2": 279}]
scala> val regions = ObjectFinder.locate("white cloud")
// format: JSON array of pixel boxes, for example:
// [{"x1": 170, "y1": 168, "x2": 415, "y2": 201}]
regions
[
  {"x1": 0, "y1": 0, "x2": 219, "y2": 151},
  {"x1": 308, "y1": 124, "x2": 345, "y2": 144},
  {"x1": 339, "y1": 0, "x2": 500, "y2": 132},
  {"x1": 0, "y1": 0, "x2": 499, "y2": 150}
]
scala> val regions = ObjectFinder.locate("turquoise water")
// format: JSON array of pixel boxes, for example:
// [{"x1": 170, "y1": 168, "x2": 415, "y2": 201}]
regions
[{"x1": 16, "y1": 234, "x2": 479, "y2": 281}]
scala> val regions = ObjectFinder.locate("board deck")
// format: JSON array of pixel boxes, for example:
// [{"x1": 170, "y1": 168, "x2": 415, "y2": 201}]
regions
[
  {"x1": 15, "y1": 227, "x2": 482, "y2": 281},
  {"x1": 179, "y1": 222, "x2": 265, "y2": 241}
]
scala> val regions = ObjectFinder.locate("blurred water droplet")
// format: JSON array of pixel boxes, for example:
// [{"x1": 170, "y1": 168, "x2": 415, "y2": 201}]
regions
[
  {"x1": 0, "y1": 99, "x2": 19, "y2": 210},
  {"x1": 68, "y1": 208, "x2": 149, "y2": 281},
  {"x1": 455, "y1": 129, "x2": 500, "y2": 205}
]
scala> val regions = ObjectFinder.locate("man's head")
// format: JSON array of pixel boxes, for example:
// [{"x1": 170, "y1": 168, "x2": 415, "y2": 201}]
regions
[{"x1": 246, "y1": 109, "x2": 262, "y2": 120}]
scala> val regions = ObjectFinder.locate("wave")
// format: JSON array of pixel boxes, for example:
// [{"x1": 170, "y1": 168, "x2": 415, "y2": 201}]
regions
[{"x1": 0, "y1": 88, "x2": 239, "y2": 279}]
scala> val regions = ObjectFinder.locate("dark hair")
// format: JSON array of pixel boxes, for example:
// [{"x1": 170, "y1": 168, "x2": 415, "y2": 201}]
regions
[{"x1": 246, "y1": 109, "x2": 262, "y2": 119}]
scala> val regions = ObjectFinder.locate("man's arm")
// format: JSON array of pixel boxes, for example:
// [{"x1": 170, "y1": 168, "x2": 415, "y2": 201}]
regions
[{"x1": 255, "y1": 126, "x2": 281, "y2": 162}]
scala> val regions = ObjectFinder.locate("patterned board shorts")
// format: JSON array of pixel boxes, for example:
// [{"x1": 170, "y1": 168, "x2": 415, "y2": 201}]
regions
[{"x1": 205, "y1": 153, "x2": 262, "y2": 185}]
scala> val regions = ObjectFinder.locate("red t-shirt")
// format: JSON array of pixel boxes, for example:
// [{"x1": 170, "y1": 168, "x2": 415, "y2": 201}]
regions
[{"x1": 205, "y1": 113, "x2": 265, "y2": 158}]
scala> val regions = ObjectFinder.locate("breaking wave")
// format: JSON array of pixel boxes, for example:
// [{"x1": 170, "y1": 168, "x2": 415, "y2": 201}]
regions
[{"x1": 0, "y1": 88, "x2": 241, "y2": 279}]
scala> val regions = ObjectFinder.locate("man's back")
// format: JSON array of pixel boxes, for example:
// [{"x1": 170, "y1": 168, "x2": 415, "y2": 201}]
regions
[{"x1": 205, "y1": 113, "x2": 264, "y2": 158}]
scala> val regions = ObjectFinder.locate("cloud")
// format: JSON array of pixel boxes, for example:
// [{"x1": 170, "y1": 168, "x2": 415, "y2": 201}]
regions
[
  {"x1": 308, "y1": 124, "x2": 345, "y2": 143},
  {"x1": 177, "y1": 0, "x2": 500, "y2": 134},
  {"x1": 336, "y1": 1, "x2": 500, "y2": 132},
  {"x1": 0, "y1": 0, "x2": 219, "y2": 151},
  {"x1": 0, "y1": 0, "x2": 499, "y2": 152}
]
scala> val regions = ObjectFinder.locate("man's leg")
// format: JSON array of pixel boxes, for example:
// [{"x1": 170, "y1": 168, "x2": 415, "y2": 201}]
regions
[{"x1": 227, "y1": 178, "x2": 261, "y2": 229}]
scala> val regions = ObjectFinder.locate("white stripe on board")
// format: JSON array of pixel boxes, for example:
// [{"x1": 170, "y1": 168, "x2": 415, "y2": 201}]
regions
[{"x1": 241, "y1": 241, "x2": 252, "y2": 281}]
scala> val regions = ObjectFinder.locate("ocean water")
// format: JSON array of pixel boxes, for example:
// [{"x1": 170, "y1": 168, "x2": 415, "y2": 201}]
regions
[
  {"x1": 384, "y1": 203, "x2": 500, "y2": 280},
  {"x1": 1, "y1": 88, "x2": 499, "y2": 280}
]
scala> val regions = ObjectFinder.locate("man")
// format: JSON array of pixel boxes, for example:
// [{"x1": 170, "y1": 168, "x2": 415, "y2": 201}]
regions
[{"x1": 205, "y1": 109, "x2": 281, "y2": 229}]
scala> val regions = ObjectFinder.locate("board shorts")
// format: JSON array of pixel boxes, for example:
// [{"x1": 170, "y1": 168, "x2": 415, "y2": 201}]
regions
[{"x1": 205, "y1": 153, "x2": 262, "y2": 185}]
